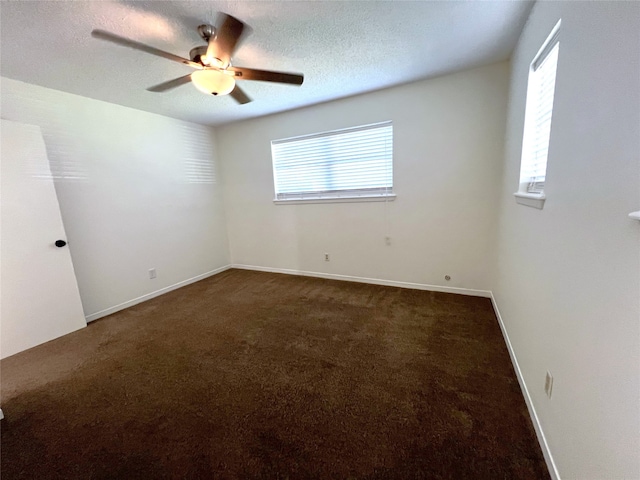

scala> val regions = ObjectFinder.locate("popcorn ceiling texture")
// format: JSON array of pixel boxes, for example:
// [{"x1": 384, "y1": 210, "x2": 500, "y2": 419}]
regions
[{"x1": 0, "y1": 0, "x2": 533, "y2": 126}]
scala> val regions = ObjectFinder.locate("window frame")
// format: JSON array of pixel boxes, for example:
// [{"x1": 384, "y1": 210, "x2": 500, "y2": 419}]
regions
[
  {"x1": 271, "y1": 121, "x2": 395, "y2": 205},
  {"x1": 514, "y1": 19, "x2": 561, "y2": 209}
]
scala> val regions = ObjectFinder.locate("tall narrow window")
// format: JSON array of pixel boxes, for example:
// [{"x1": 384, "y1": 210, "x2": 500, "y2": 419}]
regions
[
  {"x1": 518, "y1": 20, "x2": 561, "y2": 198},
  {"x1": 271, "y1": 121, "x2": 393, "y2": 202}
]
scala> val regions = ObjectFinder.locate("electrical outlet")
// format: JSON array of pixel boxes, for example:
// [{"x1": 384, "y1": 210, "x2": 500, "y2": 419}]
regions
[
  {"x1": 385, "y1": 236, "x2": 392, "y2": 246},
  {"x1": 544, "y1": 371, "x2": 553, "y2": 398},
  {"x1": 149, "y1": 268, "x2": 157, "y2": 279},
  {"x1": 324, "y1": 253, "x2": 330, "y2": 262}
]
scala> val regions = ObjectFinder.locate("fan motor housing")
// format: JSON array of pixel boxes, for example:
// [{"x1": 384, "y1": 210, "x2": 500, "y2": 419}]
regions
[
  {"x1": 190, "y1": 45, "x2": 225, "y2": 68},
  {"x1": 189, "y1": 46, "x2": 208, "y2": 64}
]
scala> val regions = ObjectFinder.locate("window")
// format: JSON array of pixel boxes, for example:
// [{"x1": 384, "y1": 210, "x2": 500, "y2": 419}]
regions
[
  {"x1": 271, "y1": 121, "x2": 393, "y2": 203},
  {"x1": 516, "y1": 20, "x2": 560, "y2": 208}
]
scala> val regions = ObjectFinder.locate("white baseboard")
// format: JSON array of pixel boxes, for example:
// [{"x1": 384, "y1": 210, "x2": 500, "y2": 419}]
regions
[
  {"x1": 490, "y1": 294, "x2": 560, "y2": 480},
  {"x1": 85, "y1": 265, "x2": 232, "y2": 322},
  {"x1": 232, "y1": 265, "x2": 557, "y2": 476},
  {"x1": 231, "y1": 264, "x2": 492, "y2": 298},
  {"x1": 82, "y1": 263, "x2": 557, "y2": 479}
]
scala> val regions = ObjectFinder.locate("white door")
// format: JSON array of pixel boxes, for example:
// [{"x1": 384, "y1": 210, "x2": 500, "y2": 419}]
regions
[{"x1": 1, "y1": 119, "x2": 86, "y2": 359}]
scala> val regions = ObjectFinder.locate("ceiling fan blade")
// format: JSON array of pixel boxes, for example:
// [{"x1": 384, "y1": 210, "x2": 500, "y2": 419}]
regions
[
  {"x1": 229, "y1": 85, "x2": 252, "y2": 104},
  {"x1": 91, "y1": 29, "x2": 203, "y2": 69},
  {"x1": 228, "y1": 67, "x2": 303, "y2": 85},
  {"x1": 207, "y1": 13, "x2": 250, "y2": 66},
  {"x1": 147, "y1": 75, "x2": 192, "y2": 93}
]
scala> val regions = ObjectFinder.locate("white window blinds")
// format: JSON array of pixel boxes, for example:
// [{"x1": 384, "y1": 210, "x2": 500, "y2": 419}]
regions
[
  {"x1": 520, "y1": 24, "x2": 560, "y2": 195},
  {"x1": 271, "y1": 121, "x2": 393, "y2": 201}
]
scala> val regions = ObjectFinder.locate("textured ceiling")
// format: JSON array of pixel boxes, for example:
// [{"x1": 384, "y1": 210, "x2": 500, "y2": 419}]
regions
[{"x1": 0, "y1": 1, "x2": 533, "y2": 127}]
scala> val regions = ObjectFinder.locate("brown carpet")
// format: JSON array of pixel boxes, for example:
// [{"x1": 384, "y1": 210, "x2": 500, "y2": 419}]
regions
[{"x1": 1, "y1": 269, "x2": 548, "y2": 479}]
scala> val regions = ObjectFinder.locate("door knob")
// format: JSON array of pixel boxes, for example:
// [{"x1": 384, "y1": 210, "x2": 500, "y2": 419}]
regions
[{"x1": 55, "y1": 240, "x2": 67, "y2": 248}]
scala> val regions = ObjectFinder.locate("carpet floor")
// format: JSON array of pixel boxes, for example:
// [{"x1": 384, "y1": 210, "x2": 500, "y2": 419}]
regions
[{"x1": 1, "y1": 269, "x2": 548, "y2": 479}]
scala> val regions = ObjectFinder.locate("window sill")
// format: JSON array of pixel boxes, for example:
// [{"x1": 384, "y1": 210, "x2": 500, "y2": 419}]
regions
[
  {"x1": 274, "y1": 194, "x2": 396, "y2": 205},
  {"x1": 513, "y1": 192, "x2": 546, "y2": 209}
]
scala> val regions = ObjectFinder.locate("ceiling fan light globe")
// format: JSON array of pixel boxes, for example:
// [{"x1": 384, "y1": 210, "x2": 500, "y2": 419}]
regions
[{"x1": 191, "y1": 69, "x2": 235, "y2": 96}]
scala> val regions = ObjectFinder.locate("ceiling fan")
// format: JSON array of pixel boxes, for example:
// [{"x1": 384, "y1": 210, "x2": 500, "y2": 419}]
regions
[{"x1": 91, "y1": 13, "x2": 304, "y2": 104}]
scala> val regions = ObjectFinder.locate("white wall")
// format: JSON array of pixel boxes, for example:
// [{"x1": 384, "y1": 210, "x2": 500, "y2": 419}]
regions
[
  {"x1": 4, "y1": 10, "x2": 637, "y2": 472},
  {"x1": 1, "y1": 78, "x2": 230, "y2": 319},
  {"x1": 217, "y1": 63, "x2": 509, "y2": 292},
  {"x1": 493, "y1": 2, "x2": 640, "y2": 479}
]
